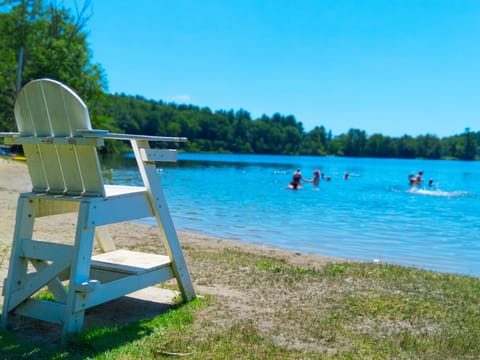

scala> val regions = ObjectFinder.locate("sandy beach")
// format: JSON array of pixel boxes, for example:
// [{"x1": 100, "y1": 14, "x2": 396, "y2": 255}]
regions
[{"x1": 0, "y1": 157, "x2": 338, "y2": 309}]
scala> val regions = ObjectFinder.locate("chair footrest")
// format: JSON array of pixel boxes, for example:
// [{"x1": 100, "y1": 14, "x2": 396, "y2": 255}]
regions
[{"x1": 91, "y1": 249, "x2": 171, "y2": 275}]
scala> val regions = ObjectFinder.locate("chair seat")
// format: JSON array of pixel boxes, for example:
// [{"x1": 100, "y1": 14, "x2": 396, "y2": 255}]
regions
[{"x1": 91, "y1": 249, "x2": 171, "y2": 275}]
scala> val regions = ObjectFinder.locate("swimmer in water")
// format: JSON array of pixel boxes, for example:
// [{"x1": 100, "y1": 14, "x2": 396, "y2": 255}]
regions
[
  {"x1": 415, "y1": 171, "x2": 424, "y2": 185},
  {"x1": 289, "y1": 168, "x2": 302, "y2": 189},
  {"x1": 304, "y1": 170, "x2": 320, "y2": 188}
]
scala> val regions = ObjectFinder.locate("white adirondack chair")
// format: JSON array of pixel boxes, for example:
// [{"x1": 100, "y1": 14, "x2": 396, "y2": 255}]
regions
[{"x1": 0, "y1": 78, "x2": 195, "y2": 341}]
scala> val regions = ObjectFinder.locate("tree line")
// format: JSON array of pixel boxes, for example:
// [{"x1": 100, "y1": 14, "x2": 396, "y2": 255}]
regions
[
  {"x1": 1, "y1": 1, "x2": 479, "y2": 160},
  {"x1": 91, "y1": 93, "x2": 479, "y2": 160}
]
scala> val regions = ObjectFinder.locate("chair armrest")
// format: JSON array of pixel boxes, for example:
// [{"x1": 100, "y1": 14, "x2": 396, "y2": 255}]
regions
[
  {"x1": 0, "y1": 132, "x2": 20, "y2": 137},
  {"x1": 76, "y1": 129, "x2": 187, "y2": 142},
  {"x1": 1, "y1": 130, "x2": 186, "y2": 146},
  {"x1": 0, "y1": 132, "x2": 18, "y2": 146},
  {"x1": 1, "y1": 132, "x2": 104, "y2": 146}
]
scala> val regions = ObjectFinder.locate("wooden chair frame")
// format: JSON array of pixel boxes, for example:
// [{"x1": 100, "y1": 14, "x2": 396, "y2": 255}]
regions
[{"x1": 0, "y1": 79, "x2": 195, "y2": 341}]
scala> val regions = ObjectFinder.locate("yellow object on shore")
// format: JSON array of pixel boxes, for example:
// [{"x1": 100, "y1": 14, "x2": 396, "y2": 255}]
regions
[{"x1": 11, "y1": 155, "x2": 26, "y2": 161}]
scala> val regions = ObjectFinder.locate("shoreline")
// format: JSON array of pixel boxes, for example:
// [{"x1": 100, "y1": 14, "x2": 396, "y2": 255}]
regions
[{"x1": 0, "y1": 157, "x2": 340, "y2": 305}]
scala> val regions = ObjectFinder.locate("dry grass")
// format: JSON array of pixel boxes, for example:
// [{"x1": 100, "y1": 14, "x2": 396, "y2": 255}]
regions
[{"x1": 182, "y1": 247, "x2": 480, "y2": 358}]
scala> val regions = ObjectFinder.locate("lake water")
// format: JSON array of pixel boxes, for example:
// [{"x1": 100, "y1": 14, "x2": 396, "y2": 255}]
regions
[{"x1": 104, "y1": 153, "x2": 480, "y2": 277}]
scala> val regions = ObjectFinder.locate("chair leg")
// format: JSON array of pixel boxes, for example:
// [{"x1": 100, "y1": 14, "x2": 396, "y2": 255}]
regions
[
  {"x1": 151, "y1": 187, "x2": 196, "y2": 301},
  {"x1": 1, "y1": 195, "x2": 36, "y2": 329},
  {"x1": 61, "y1": 201, "x2": 96, "y2": 339},
  {"x1": 94, "y1": 225, "x2": 116, "y2": 253},
  {"x1": 131, "y1": 140, "x2": 196, "y2": 301}
]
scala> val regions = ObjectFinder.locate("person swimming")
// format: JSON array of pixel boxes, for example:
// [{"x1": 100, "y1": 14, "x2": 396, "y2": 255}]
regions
[
  {"x1": 304, "y1": 169, "x2": 320, "y2": 187},
  {"x1": 289, "y1": 168, "x2": 302, "y2": 189},
  {"x1": 408, "y1": 174, "x2": 416, "y2": 186},
  {"x1": 408, "y1": 171, "x2": 424, "y2": 186},
  {"x1": 415, "y1": 171, "x2": 424, "y2": 185}
]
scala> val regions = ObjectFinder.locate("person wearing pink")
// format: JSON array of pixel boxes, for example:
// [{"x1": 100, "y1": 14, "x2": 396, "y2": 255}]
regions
[{"x1": 304, "y1": 170, "x2": 320, "y2": 188}]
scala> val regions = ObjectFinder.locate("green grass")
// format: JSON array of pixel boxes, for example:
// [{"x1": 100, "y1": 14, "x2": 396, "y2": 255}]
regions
[
  {"x1": 0, "y1": 297, "x2": 206, "y2": 359},
  {"x1": 2, "y1": 249, "x2": 480, "y2": 359}
]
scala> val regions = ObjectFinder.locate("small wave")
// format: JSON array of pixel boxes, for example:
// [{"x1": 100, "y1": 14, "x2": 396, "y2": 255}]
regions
[{"x1": 407, "y1": 187, "x2": 467, "y2": 197}]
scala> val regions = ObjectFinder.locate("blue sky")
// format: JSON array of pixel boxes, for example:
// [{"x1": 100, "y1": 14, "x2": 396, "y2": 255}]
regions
[{"x1": 66, "y1": 0, "x2": 479, "y2": 137}]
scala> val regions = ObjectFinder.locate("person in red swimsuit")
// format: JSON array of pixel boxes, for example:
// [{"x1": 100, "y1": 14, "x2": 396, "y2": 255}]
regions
[{"x1": 304, "y1": 169, "x2": 320, "y2": 188}]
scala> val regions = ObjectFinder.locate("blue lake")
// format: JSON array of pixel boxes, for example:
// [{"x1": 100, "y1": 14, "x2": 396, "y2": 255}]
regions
[{"x1": 104, "y1": 153, "x2": 480, "y2": 277}]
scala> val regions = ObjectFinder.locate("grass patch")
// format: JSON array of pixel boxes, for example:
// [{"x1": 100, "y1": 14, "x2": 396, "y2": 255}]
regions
[
  {"x1": 258, "y1": 259, "x2": 344, "y2": 276},
  {"x1": 0, "y1": 297, "x2": 206, "y2": 359},
  {"x1": 2, "y1": 248, "x2": 480, "y2": 358}
]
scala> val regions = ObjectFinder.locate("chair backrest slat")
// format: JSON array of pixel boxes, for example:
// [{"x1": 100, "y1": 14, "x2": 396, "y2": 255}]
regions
[
  {"x1": 57, "y1": 144, "x2": 86, "y2": 196},
  {"x1": 22, "y1": 144, "x2": 49, "y2": 192},
  {"x1": 14, "y1": 79, "x2": 105, "y2": 197},
  {"x1": 75, "y1": 146, "x2": 105, "y2": 196}
]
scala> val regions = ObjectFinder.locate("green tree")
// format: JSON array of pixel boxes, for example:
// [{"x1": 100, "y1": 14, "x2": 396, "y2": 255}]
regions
[
  {"x1": 457, "y1": 128, "x2": 478, "y2": 160},
  {"x1": 230, "y1": 109, "x2": 253, "y2": 153},
  {"x1": 300, "y1": 126, "x2": 327, "y2": 155},
  {"x1": 0, "y1": 11, "x2": 18, "y2": 131},
  {"x1": 365, "y1": 133, "x2": 395, "y2": 158},
  {"x1": 344, "y1": 128, "x2": 367, "y2": 157},
  {"x1": 396, "y1": 135, "x2": 416, "y2": 158},
  {"x1": 0, "y1": 0, "x2": 43, "y2": 130},
  {"x1": 415, "y1": 134, "x2": 441, "y2": 159},
  {"x1": 0, "y1": 0, "x2": 106, "y2": 131},
  {"x1": 329, "y1": 134, "x2": 345, "y2": 156}
]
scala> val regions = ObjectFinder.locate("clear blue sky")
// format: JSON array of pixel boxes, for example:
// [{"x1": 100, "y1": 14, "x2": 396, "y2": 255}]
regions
[{"x1": 66, "y1": 0, "x2": 479, "y2": 137}]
